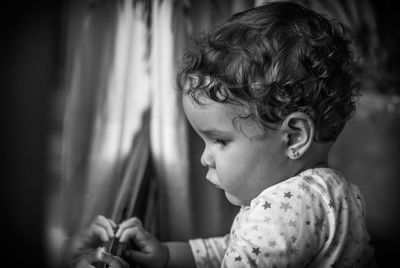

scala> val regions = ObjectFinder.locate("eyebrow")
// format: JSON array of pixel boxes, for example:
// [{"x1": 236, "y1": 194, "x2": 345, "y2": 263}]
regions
[{"x1": 197, "y1": 129, "x2": 231, "y2": 137}]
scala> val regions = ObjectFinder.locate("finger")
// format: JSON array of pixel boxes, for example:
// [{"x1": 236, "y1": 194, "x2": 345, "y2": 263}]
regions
[
  {"x1": 119, "y1": 227, "x2": 137, "y2": 244},
  {"x1": 115, "y1": 217, "x2": 142, "y2": 238},
  {"x1": 119, "y1": 227, "x2": 150, "y2": 244},
  {"x1": 108, "y1": 218, "x2": 117, "y2": 229},
  {"x1": 91, "y1": 224, "x2": 111, "y2": 242},
  {"x1": 93, "y1": 215, "x2": 115, "y2": 238}
]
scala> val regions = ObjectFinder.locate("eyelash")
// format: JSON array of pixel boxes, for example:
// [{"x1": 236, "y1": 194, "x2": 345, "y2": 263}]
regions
[{"x1": 215, "y1": 139, "x2": 229, "y2": 146}]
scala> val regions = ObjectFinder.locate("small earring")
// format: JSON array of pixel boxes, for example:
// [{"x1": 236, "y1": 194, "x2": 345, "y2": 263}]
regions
[{"x1": 289, "y1": 148, "x2": 300, "y2": 159}]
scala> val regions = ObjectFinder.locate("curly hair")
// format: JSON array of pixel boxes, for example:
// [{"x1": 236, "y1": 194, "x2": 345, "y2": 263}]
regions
[{"x1": 177, "y1": 1, "x2": 359, "y2": 142}]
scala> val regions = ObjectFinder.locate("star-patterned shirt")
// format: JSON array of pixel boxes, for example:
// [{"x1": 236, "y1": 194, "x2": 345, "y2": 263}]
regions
[{"x1": 189, "y1": 168, "x2": 376, "y2": 267}]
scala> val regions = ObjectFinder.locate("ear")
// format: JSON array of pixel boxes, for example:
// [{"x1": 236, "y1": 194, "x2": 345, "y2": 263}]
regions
[{"x1": 281, "y1": 112, "x2": 315, "y2": 160}]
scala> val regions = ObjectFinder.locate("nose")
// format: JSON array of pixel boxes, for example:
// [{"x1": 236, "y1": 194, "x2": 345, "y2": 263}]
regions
[{"x1": 200, "y1": 146, "x2": 215, "y2": 168}]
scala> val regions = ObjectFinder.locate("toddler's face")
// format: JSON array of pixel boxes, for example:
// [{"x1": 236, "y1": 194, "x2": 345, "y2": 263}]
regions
[{"x1": 183, "y1": 96, "x2": 288, "y2": 206}]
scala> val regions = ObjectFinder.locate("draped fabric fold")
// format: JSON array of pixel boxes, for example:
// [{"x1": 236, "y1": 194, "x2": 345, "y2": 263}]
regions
[
  {"x1": 61, "y1": 1, "x2": 119, "y2": 236},
  {"x1": 150, "y1": 0, "x2": 193, "y2": 241}
]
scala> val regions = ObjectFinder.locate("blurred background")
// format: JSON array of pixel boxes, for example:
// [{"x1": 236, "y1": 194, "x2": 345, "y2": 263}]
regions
[{"x1": 3, "y1": 0, "x2": 399, "y2": 267}]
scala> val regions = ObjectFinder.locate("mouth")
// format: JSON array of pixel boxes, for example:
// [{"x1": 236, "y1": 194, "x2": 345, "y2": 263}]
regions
[{"x1": 206, "y1": 176, "x2": 222, "y2": 190}]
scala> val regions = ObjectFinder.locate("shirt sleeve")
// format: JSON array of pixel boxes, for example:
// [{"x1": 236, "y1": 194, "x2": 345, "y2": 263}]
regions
[
  {"x1": 189, "y1": 234, "x2": 230, "y2": 268},
  {"x1": 221, "y1": 178, "x2": 332, "y2": 267}
]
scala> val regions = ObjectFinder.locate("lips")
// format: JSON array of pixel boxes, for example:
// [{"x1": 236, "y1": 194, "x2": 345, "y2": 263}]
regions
[{"x1": 206, "y1": 173, "x2": 222, "y2": 189}]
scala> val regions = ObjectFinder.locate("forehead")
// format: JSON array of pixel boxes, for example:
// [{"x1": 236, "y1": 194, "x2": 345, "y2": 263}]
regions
[
  {"x1": 182, "y1": 95, "x2": 264, "y2": 137},
  {"x1": 183, "y1": 96, "x2": 235, "y2": 125}
]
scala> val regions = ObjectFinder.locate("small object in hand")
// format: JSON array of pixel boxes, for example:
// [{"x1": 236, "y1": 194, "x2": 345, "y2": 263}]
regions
[
  {"x1": 99, "y1": 227, "x2": 126, "y2": 268},
  {"x1": 104, "y1": 234, "x2": 126, "y2": 256}
]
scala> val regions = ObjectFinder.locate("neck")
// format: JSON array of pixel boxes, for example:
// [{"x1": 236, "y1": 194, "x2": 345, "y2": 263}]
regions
[{"x1": 293, "y1": 142, "x2": 333, "y2": 176}]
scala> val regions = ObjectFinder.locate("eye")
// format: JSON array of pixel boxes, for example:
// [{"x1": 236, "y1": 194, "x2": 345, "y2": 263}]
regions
[{"x1": 215, "y1": 139, "x2": 229, "y2": 147}]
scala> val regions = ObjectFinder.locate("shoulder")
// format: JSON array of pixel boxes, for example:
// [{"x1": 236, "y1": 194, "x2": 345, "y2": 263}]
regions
[
  {"x1": 251, "y1": 167, "x2": 351, "y2": 210},
  {"x1": 242, "y1": 167, "x2": 351, "y2": 241},
  {"x1": 224, "y1": 169, "x2": 345, "y2": 266}
]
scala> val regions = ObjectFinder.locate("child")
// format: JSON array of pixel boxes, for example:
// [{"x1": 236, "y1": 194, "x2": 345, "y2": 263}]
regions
[{"x1": 65, "y1": 1, "x2": 376, "y2": 267}]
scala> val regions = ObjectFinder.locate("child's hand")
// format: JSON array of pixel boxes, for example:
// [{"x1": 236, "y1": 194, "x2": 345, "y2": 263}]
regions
[
  {"x1": 116, "y1": 217, "x2": 169, "y2": 268},
  {"x1": 64, "y1": 215, "x2": 117, "y2": 262}
]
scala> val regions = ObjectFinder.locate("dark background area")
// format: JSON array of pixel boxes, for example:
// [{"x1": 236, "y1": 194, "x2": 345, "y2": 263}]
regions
[
  {"x1": 2, "y1": 1, "x2": 399, "y2": 267},
  {"x1": 1, "y1": 1, "x2": 62, "y2": 266}
]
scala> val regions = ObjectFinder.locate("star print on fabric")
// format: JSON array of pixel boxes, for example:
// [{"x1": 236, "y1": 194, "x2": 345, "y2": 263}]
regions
[
  {"x1": 268, "y1": 241, "x2": 277, "y2": 248},
  {"x1": 263, "y1": 201, "x2": 272, "y2": 209},
  {"x1": 298, "y1": 182, "x2": 310, "y2": 191},
  {"x1": 284, "y1": 191, "x2": 293, "y2": 199},
  {"x1": 252, "y1": 247, "x2": 260, "y2": 255},
  {"x1": 234, "y1": 255, "x2": 242, "y2": 262},
  {"x1": 280, "y1": 202, "x2": 292, "y2": 212},
  {"x1": 188, "y1": 168, "x2": 374, "y2": 268}
]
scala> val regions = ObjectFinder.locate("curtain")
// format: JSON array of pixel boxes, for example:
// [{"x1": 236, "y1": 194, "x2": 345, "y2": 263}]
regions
[
  {"x1": 58, "y1": 0, "x2": 193, "y2": 247},
  {"x1": 60, "y1": 0, "x2": 152, "y2": 241},
  {"x1": 60, "y1": 0, "x2": 120, "y2": 237},
  {"x1": 149, "y1": 0, "x2": 193, "y2": 241}
]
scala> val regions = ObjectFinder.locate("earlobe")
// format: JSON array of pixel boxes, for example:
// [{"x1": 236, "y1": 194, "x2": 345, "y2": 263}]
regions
[
  {"x1": 289, "y1": 147, "x2": 301, "y2": 160},
  {"x1": 281, "y1": 112, "x2": 315, "y2": 160}
]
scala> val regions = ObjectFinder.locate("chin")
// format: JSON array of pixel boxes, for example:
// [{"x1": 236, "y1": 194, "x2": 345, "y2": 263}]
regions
[{"x1": 225, "y1": 192, "x2": 248, "y2": 207}]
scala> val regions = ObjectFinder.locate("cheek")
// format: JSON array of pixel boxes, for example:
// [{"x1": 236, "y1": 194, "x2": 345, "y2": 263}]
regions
[
  {"x1": 217, "y1": 145, "x2": 278, "y2": 188},
  {"x1": 216, "y1": 152, "x2": 256, "y2": 188}
]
